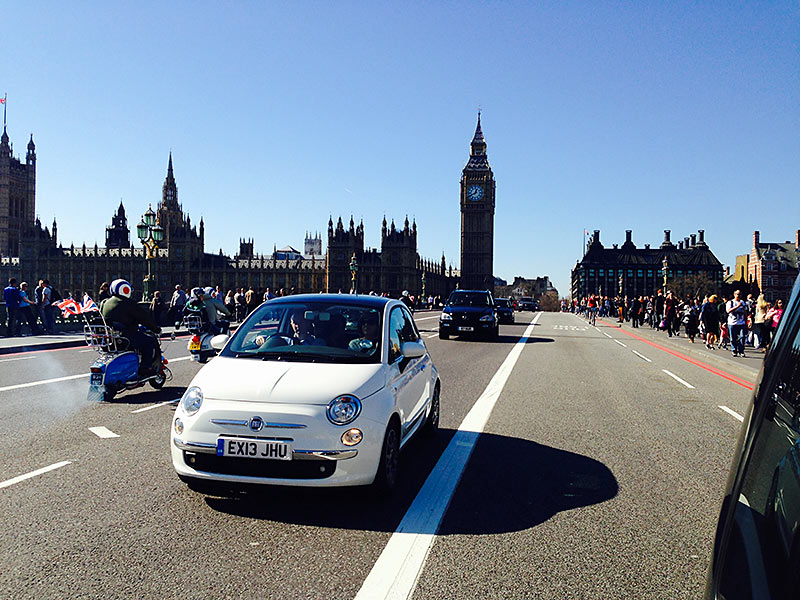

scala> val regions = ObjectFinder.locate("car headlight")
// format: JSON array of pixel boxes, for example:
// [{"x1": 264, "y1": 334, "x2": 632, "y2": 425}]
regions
[
  {"x1": 441, "y1": 312, "x2": 453, "y2": 321},
  {"x1": 479, "y1": 314, "x2": 494, "y2": 322},
  {"x1": 327, "y1": 395, "x2": 362, "y2": 425},
  {"x1": 180, "y1": 386, "x2": 203, "y2": 416}
]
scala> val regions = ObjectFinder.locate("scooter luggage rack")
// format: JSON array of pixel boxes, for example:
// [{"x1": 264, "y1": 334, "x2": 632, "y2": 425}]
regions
[
  {"x1": 182, "y1": 315, "x2": 204, "y2": 332},
  {"x1": 83, "y1": 312, "x2": 125, "y2": 353}
]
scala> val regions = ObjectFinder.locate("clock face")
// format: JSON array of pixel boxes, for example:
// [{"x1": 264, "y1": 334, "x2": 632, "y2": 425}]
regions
[{"x1": 467, "y1": 185, "x2": 484, "y2": 201}]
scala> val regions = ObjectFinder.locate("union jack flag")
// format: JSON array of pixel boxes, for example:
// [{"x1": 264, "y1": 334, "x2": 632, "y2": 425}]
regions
[
  {"x1": 54, "y1": 298, "x2": 81, "y2": 317},
  {"x1": 81, "y1": 295, "x2": 99, "y2": 313}
]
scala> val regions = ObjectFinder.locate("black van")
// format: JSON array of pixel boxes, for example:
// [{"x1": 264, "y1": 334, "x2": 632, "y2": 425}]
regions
[{"x1": 705, "y1": 277, "x2": 800, "y2": 599}]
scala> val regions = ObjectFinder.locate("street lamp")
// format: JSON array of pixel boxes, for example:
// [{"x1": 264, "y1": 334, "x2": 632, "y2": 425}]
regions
[
  {"x1": 662, "y1": 256, "x2": 669, "y2": 290},
  {"x1": 618, "y1": 274, "x2": 623, "y2": 297},
  {"x1": 349, "y1": 252, "x2": 359, "y2": 294},
  {"x1": 136, "y1": 204, "x2": 164, "y2": 301},
  {"x1": 421, "y1": 271, "x2": 426, "y2": 301}
]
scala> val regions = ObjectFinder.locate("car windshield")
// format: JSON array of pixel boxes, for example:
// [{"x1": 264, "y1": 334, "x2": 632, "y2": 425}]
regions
[
  {"x1": 448, "y1": 292, "x2": 492, "y2": 307},
  {"x1": 222, "y1": 300, "x2": 383, "y2": 363}
]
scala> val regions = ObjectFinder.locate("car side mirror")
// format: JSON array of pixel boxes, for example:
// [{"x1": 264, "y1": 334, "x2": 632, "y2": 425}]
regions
[
  {"x1": 400, "y1": 340, "x2": 426, "y2": 359},
  {"x1": 210, "y1": 334, "x2": 230, "y2": 350}
]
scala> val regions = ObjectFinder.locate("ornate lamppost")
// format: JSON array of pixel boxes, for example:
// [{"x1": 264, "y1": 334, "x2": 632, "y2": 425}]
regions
[
  {"x1": 662, "y1": 256, "x2": 669, "y2": 290},
  {"x1": 349, "y1": 252, "x2": 359, "y2": 294},
  {"x1": 421, "y1": 271, "x2": 426, "y2": 302},
  {"x1": 136, "y1": 205, "x2": 164, "y2": 302},
  {"x1": 618, "y1": 274, "x2": 623, "y2": 297}
]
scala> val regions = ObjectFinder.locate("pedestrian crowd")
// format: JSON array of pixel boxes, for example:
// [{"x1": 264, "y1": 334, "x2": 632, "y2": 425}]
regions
[
  {"x1": 568, "y1": 289, "x2": 785, "y2": 358},
  {"x1": 2, "y1": 277, "x2": 443, "y2": 337}
]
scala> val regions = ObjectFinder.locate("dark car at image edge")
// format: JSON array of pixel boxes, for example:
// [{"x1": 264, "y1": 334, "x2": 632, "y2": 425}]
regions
[{"x1": 705, "y1": 273, "x2": 800, "y2": 599}]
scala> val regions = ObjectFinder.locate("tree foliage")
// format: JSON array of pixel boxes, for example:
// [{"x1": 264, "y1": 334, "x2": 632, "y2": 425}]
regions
[{"x1": 667, "y1": 273, "x2": 718, "y2": 300}]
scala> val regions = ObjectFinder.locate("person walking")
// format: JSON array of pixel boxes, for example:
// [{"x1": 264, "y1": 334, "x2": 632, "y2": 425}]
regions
[
  {"x1": 150, "y1": 290, "x2": 166, "y2": 326},
  {"x1": 765, "y1": 299, "x2": 784, "y2": 348},
  {"x1": 3, "y1": 278, "x2": 21, "y2": 337},
  {"x1": 753, "y1": 294, "x2": 770, "y2": 351},
  {"x1": 170, "y1": 284, "x2": 187, "y2": 327},
  {"x1": 726, "y1": 290, "x2": 748, "y2": 357},
  {"x1": 664, "y1": 291, "x2": 678, "y2": 337},
  {"x1": 18, "y1": 282, "x2": 42, "y2": 335},
  {"x1": 98, "y1": 281, "x2": 111, "y2": 303}
]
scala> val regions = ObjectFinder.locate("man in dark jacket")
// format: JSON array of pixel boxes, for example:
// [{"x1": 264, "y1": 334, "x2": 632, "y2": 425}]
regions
[{"x1": 100, "y1": 279, "x2": 161, "y2": 376}]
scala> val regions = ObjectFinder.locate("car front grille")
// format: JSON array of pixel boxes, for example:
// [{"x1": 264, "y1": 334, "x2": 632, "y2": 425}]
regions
[{"x1": 183, "y1": 451, "x2": 336, "y2": 479}]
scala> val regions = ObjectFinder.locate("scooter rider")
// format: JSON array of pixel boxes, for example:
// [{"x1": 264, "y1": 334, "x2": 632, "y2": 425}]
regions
[
  {"x1": 202, "y1": 286, "x2": 231, "y2": 334},
  {"x1": 100, "y1": 279, "x2": 162, "y2": 376}
]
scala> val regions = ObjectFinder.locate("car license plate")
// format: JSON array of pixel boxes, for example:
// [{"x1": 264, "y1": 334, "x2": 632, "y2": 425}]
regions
[
  {"x1": 216, "y1": 437, "x2": 292, "y2": 461},
  {"x1": 91, "y1": 373, "x2": 103, "y2": 385},
  {"x1": 458, "y1": 326, "x2": 474, "y2": 332},
  {"x1": 189, "y1": 341, "x2": 201, "y2": 350}
]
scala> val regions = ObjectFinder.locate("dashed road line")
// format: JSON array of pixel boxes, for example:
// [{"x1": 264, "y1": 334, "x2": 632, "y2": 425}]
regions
[
  {"x1": 601, "y1": 332, "x2": 612, "y2": 339},
  {"x1": 631, "y1": 350, "x2": 652, "y2": 362},
  {"x1": 0, "y1": 460, "x2": 72, "y2": 489},
  {"x1": 0, "y1": 373, "x2": 88, "y2": 393},
  {"x1": 663, "y1": 369, "x2": 695, "y2": 389},
  {"x1": 131, "y1": 400, "x2": 179, "y2": 414},
  {"x1": 88, "y1": 426, "x2": 119, "y2": 438},
  {"x1": 413, "y1": 315, "x2": 441, "y2": 322},
  {"x1": 614, "y1": 340, "x2": 627, "y2": 348},
  {"x1": 424, "y1": 333, "x2": 438, "y2": 339},
  {"x1": 718, "y1": 405, "x2": 744, "y2": 422}
]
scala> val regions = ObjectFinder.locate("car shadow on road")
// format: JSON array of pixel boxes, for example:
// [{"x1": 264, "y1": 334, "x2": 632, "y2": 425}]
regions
[{"x1": 202, "y1": 430, "x2": 617, "y2": 535}]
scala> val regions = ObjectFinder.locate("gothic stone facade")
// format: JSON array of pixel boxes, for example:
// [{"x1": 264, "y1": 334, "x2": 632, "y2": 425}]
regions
[
  {"x1": 1, "y1": 146, "x2": 457, "y2": 300},
  {"x1": 460, "y1": 113, "x2": 495, "y2": 290},
  {"x1": 0, "y1": 127, "x2": 36, "y2": 257}
]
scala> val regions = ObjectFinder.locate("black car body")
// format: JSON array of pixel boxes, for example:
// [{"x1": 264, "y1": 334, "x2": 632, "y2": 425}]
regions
[
  {"x1": 439, "y1": 290, "x2": 498, "y2": 340},
  {"x1": 494, "y1": 298, "x2": 515, "y2": 324},
  {"x1": 518, "y1": 296, "x2": 536, "y2": 311},
  {"x1": 706, "y1": 275, "x2": 800, "y2": 599}
]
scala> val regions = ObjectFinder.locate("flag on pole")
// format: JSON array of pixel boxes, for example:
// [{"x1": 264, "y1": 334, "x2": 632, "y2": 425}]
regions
[
  {"x1": 584, "y1": 229, "x2": 590, "y2": 235},
  {"x1": 53, "y1": 298, "x2": 81, "y2": 317},
  {"x1": 0, "y1": 98, "x2": 5, "y2": 104},
  {"x1": 81, "y1": 295, "x2": 99, "y2": 313}
]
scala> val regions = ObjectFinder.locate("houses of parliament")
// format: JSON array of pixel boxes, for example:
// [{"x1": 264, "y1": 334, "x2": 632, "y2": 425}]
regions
[{"x1": 0, "y1": 116, "x2": 497, "y2": 299}]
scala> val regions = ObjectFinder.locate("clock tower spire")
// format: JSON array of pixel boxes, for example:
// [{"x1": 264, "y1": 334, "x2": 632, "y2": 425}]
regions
[{"x1": 460, "y1": 111, "x2": 495, "y2": 290}]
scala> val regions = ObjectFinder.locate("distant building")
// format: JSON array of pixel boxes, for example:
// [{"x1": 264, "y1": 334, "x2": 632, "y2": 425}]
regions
[
  {"x1": 571, "y1": 229, "x2": 723, "y2": 300},
  {"x1": 507, "y1": 276, "x2": 556, "y2": 298},
  {"x1": 0, "y1": 133, "x2": 457, "y2": 300},
  {"x1": 748, "y1": 230, "x2": 800, "y2": 303},
  {"x1": 0, "y1": 126, "x2": 36, "y2": 257}
]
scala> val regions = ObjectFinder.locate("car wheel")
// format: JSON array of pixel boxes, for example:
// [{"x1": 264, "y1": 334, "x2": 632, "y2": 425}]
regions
[
  {"x1": 373, "y1": 421, "x2": 401, "y2": 495},
  {"x1": 149, "y1": 368, "x2": 167, "y2": 389},
  {"x1": 423, "y1": 383, "x2": 440, "y2": 436},
  {"x1": 438, "y1": 330, "x2": 449, "y2": 340},
  {"x1": 198, "y1": 354, "x2": 208, "y2": 364}
]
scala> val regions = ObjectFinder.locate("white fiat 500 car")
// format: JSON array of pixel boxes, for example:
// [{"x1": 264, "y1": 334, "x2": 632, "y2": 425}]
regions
[{"x1": 171, "y1": 294, "x2": 440, "y2": 494}]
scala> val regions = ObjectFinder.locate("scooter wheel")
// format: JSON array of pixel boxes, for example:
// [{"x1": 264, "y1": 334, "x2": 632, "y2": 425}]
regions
[
  {"x1": 102, "y1": 387, "x2": 116, "y2": 402},
  {"x1": 198, "y1": 354, "x2": 208, "y2": 364},
  {"x1": 150, "y1": 370, "x2": 167, "y2": 389}
]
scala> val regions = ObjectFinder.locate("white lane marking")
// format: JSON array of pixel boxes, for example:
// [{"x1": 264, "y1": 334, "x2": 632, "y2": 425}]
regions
[
  {"x1": 413, "y1": 315, "x2": 441, "y2": 322},
  {"x1": 663, "y1": 369, "x2": 695, "y2": 389},
  {"x1": 88, "y1": 426, "x2": 120, "y2": 438},
  {"x1": 718, "y1": 405, "x2": 744, "y2": 422},
  {"x1": 355, "y1": 312, "x2": 542, "y2": 600},
  {"x1": 131, "y1": 400, "x2": 178, "y2": 414},
  {"x1": 614, "y1": 340, "x2": 627, "y2": 348},
  {"x1": 0, "y1": 355, "x2": 191, "y2": 394},
  {"x1": 424, "y1": 333, "x2": 438, "y2": 339},
  {"x1": 80, "y1": 349, "x2": 95, "y2": 353},
  {"x1": 0, "y1": 356, "x2": 36, "y2": 363},
  {"x1": 0, "y1": 373, "x2": 88, "y2": 393},
  {"x1": 631, "y1": 350, "x2": 652, "y2": 363},
  {"x1": 0, "y1": 460, "x2": 72, "y2": 489},
  {"x1": 602, "y1": 332, "x2": 612, "y2": 339}
]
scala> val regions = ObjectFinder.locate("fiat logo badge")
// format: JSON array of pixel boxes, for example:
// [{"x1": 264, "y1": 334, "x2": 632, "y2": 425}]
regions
[{"x1": 249, "y1": 416, "x2": 264, "y2": 432}]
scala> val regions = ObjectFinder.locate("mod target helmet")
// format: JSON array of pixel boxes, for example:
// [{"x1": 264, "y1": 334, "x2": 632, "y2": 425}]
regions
[{"x1": 110, "y1": 279, "x2": 133, "y2": 298}]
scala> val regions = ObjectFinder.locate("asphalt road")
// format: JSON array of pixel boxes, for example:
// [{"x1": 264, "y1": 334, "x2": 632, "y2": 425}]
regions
[{"x1": 0, "y1": 311, "x2": 755, "y2": 599}]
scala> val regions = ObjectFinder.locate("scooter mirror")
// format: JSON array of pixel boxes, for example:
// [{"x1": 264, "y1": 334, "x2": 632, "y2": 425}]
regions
[{"x1": 210, "y1": 334, "x2": 230, "y2": 351}]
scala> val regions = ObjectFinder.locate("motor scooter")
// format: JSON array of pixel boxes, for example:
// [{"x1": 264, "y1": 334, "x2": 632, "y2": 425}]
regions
[
  {"x1": 84, "y1": 319, "x2": 171, "y2": 402},
  {"x1": 183, "y1": 314, "x2": 229, "y2": 363}
]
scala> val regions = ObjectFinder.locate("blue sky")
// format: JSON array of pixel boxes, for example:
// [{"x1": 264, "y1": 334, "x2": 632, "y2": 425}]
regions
[{"x1": 3, "y1": 2, "x2": 799, "y2": 296}]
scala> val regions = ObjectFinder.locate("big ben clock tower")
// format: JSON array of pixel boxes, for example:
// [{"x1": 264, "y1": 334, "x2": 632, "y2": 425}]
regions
[{"x1": 460, "y1": 112, "x2": 495, "y2": 290}]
